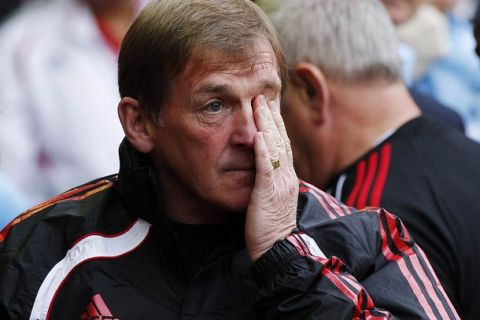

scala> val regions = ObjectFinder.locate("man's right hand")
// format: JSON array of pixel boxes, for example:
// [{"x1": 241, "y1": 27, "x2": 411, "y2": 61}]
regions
[{"x1": 245, "y1": 95, "x2": 299, "y2": 262}]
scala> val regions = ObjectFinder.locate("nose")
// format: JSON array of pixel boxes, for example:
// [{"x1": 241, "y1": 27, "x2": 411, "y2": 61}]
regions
[{"x1": 230, "y1": 102, "x2": 257, "y2": 148}]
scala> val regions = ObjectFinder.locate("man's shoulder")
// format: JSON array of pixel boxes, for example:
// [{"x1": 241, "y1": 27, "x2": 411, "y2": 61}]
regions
[
  {"x1": 396, "y1": 117, "x2": 480, "y2": 171},
  {"x1": 297, "y1": 180, "x2": 354, "y2": 224},
  {"x1": 296, "y1": 180, "x2": 399, "y2": 276},
  {"x1": 297, "y1": 179, "x2": 379, "y2": 228},
  {"x1": 409, "y1": 88, "x2": 465, "y2": 132},
  {"x1": 381, "y1": 116, "x2": 480, "y2": 168},
  {"x1": 0, "y1": 175, "x2": 146, "y2": 319},
  {"x1": 0, "y1": 175, "x2": 129, "y2": 257}
]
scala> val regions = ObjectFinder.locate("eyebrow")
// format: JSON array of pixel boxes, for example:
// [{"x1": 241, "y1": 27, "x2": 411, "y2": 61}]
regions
[
  {"x1": 195, "y1": 79, "x2": 281, "y2": 95},
  {"x1": 196, "y1": 83, "x2": 232, "y2": 95}
]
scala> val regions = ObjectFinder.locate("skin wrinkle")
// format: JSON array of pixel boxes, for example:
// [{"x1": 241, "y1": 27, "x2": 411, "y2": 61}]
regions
[
  {"x1": 183, "y1": 45, "x2": 282, "y2": 99},
  {"x1": 149, "y1": 40, "x2": 282, "y2": 224},
  {"x1": 184, "y1": 51, "x2": 281, "y2": 130}
]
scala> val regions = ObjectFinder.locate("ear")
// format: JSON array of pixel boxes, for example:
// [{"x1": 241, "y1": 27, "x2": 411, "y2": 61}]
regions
[
  {"x1": 117, "y1": 97, "x2": 156, "y2": 153},
  {"x1": 292, "y1": 62, "x2": 330, "y2": 125}
]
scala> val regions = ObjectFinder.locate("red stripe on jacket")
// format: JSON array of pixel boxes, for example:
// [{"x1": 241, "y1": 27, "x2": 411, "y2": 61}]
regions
[{"x1": 370, "y1": 144, "x2": 392, "y2": 207}]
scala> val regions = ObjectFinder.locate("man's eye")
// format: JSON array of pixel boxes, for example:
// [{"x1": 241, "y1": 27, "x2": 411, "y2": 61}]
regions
[{"x1": 205, "y1": 101, "x2": 224, "y2": 114}]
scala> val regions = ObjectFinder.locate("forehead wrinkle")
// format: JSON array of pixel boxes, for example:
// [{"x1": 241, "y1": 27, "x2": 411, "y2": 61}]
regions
[
  {"x1": 192, "y1": 72, "x2": 280, "y2": 98},
  {"x1": 186, "y1": 45, "x2": 278, "y2": 76},
  {"x1": 183, "y1": 48, "x2": 281, "y2": 99},
  {"x1": 189, "y1": 62, "x2": 279, "y2": 91}
]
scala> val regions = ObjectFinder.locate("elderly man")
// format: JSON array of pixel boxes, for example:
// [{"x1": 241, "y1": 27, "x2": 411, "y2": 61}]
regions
[
  {"x1": 266, "y1": 0, "x2": 479, "y2": 318},
  {"x1": 0, "y1": 0, "x2": 457, "y2": 319}
]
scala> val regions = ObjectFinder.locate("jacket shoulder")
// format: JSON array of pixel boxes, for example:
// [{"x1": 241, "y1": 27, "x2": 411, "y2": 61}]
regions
[{"x1": 0, "y1": 175, "x2": 123, "y2": 258}]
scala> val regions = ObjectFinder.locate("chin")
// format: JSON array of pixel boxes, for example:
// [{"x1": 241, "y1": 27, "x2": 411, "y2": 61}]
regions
[
  {"x1": 222, "y1": 190, "x2": 252, "y2": 213},
  {"x1": 210, "y1": 177, "x2": 254, "y2": 212},
  {"x1": 226, "y1": 170, "x2": 255, "y2": 186}
]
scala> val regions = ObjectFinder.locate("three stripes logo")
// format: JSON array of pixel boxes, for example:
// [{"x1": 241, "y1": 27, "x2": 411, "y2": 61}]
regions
[{"x1": 80, "y1": 294, "x2": 119, "y2": 320}]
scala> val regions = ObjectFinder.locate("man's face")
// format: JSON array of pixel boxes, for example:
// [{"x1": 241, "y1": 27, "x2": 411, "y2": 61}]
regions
[
  {"x1": 381, "y1": 0, "x2": 422, "y2": 24},
  {"x1": 150, "y1": 40, "x2": 281, "y2": 215}
]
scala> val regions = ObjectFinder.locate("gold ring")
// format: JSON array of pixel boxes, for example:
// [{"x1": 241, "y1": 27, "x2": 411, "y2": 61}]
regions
[{"x1": 271, "y1": 159, "x2": 280, "y2": 169}]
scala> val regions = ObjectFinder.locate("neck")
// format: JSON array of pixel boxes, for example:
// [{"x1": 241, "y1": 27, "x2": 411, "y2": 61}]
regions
[
  {"x1": 163, "y1": 198, "x2": 230, "y2": 225},
  {"x1": 330, "y1": 79, "x2": 421, "y2": 174},
  {"x1": 155, "y1": 168, "x2": 230, "y2": 225}
]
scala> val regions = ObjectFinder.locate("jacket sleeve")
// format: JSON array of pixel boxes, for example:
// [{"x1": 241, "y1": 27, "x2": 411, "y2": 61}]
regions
[{"x1": 252, "y1": 209, "x2": 460, "y2": 319}]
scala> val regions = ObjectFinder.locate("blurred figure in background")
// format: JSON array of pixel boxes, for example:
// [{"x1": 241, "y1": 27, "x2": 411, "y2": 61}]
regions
[
  {"x1": 265, "y1": 0, "x2": 480, "y2": 318},
  {"x1": 385, "y1": 0, "x2": 449, "y2": 82},
  {"x1": 412, "y1": 0, "x2": 480, "y2": 140},
  {"x1": 0, "y1": 0, "x2": 144, "y2": 204},
  {"x1": 382, "y1": 0, "x2": 465, "y2": 132}
]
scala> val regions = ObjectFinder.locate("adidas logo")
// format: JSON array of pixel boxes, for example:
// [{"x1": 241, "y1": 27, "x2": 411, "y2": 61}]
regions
[{"x1": 80, "y1": 294, "x2": 119, "y2": 320}]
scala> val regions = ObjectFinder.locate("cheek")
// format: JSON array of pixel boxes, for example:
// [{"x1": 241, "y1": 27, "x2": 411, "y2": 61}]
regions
[{"x1": 189, "y1": 132, "x2": 230, "y2": 172}]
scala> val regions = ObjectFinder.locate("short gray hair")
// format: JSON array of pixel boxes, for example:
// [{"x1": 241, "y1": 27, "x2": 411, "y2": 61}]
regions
[{"x1": 268, "y1": 0, "x2": 402, "y2": 83}]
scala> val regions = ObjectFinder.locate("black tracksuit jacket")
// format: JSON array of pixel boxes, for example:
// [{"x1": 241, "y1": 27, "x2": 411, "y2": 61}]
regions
[{"x1": 0, "y1": 140, "x2": 458, "y2": 319}]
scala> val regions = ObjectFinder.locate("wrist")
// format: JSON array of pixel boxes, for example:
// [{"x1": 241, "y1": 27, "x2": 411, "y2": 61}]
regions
[
  {"x1": 251, "y1": 238, "x2": 300, "y2": 284},
  {"x1": 248, "y1": 226, "x2": 299, "y2": 262}
]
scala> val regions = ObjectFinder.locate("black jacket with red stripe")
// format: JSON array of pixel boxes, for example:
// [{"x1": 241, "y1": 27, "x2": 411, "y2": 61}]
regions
[
  {"x1": 327, "y1": 115, "x2": 480, "y2": 320},
  {"x1": 0, "y1": 139, "x2": 458, "y2": 319}
]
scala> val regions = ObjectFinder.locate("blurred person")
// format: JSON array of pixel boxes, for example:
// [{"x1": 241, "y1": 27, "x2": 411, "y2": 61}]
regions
[
  {"x1": 0, "y1": 0, "x2": 458, "y2": 318},
  {"x1": 412, "y1": 0, "x2": 480, "y2": 140},
  {"x1": 0, "y1": 0, "x2": 143, "y2": 204},
  {"x1": 452, "y1": 0, "x2": 477, "y2": 19},
  {"x1": 382, "y1": 0, "x2": 465, "y2": 131},
  {"x1": 267, "y1": 0, "x2": 480, "y2": 318},
  {"x1": 384, "y1": 0, "x2": 449, "y2": 80}
]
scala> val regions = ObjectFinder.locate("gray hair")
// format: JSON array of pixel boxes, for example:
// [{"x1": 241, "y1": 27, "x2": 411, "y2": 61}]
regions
[{"x1": 267, "y1": 0, "x2": 402, "y2": 83}]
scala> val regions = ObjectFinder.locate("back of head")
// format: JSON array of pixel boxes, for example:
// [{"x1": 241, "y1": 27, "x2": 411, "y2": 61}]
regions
[
  {"x1": 267, "y1": 0, "x2": 402, "y2": 84},
  {"x1": 118, "y1": 0, "x2": 285, "y2": 119}
]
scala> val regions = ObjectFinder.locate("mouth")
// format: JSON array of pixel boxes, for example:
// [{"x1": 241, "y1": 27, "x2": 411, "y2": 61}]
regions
[
  {"x1": 224, "y1": 167, "x2": 255, "y2": 173},
  {"x1": 224, "y1": 168, "x2": 256, "y2": 180}
]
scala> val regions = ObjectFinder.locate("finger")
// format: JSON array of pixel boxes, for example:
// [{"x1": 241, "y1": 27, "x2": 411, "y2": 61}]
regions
[
  {"x1": 259, "y1": 98, "x2": 288, "y2": 173},
  {"x1": 270, "y1": 96, "x2": 280, "y2": 113},
  {"x1": 269, "y1": 100, "x2": 294, "y2": 170},
  {"x1": 253, "y1": 96, "x2": 280, "y2": 164},
  {"x1": 253, "y1": 132, "x2": 274, "y2": 188}
]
